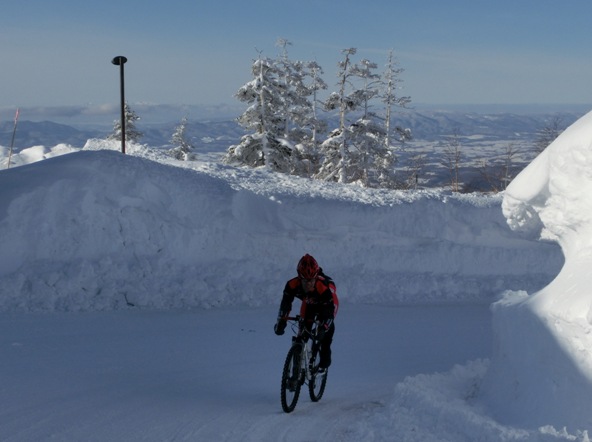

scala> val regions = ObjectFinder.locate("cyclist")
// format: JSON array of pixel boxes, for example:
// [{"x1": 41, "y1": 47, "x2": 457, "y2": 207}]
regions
[{"x1": 274, "y1": 254, "x2": 339, "y2": 373}]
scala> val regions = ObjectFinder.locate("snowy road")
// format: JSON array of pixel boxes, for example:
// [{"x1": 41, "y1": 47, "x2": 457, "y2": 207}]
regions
[{"x1": 0, "y1": 304, "x2": 492, "y2": 441}]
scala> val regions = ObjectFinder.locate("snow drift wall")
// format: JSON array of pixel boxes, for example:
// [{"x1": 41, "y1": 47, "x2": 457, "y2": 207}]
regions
[
  {"x1": 480, "y1": 110, "x2": 592, "y2": 431},
  {"x1": 0, "y1": 150, "x2": 561, "y2": 312}
]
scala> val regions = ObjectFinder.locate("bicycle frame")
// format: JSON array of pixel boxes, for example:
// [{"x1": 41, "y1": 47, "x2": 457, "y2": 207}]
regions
[{"x1": 287, "y1": 316, "x2": 321, "y2": 384}]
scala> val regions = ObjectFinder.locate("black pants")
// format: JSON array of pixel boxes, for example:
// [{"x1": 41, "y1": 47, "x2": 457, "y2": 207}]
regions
[
  {"x1": 318, "y1": 323, "x2": 335, "y2": 369},
  {"x1": 301, "y1": 311, "x2": 335, "y2": 369}
]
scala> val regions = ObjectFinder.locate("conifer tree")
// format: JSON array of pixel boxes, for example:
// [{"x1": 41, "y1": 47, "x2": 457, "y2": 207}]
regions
[
  {"x1": 318, "y1": 49, "x2": 393, "y2": 187},
  {"x1": 275, "y1": 38, "x2": 295, "y2": 139},
  {"x1": 378, "y1": 50, "x2": 412, "y2": 188},
  {"x1": 108, "y1": 102, "x2": 143, "y2": 143},
  {"x1": 169, "y1": 116, "x2": 194, "y2": 161},
  {"x1": 317, "y1": 49, "x2": 414, "y2": 188},
  {"x1": 347, "y1": 57, "x2": 389, "y2": 187},
  {"x1": 273, "y1": 39, "x2": 328, "y2": 177},
  {"x1": 317, "y1": 48, "x2": 360, "y2": 183},
  {"x1": 226, "y1": 42, "x2": 413, "y2": 189},
  {"x1": 226, "y1": 42, "x2": 328, "y2": 176},
  {"x1": 382, "y1": 50, "x2": 412, "y2": 148},
  {"x1": 305, "y1": 61, "x2": 328, "y2": 148},
  {"x1": 290, "y1": 60, "x2": 327, "y2": 177},
  {"x1": 224, "y1": 54, "x2": 291, "y2": 171}
]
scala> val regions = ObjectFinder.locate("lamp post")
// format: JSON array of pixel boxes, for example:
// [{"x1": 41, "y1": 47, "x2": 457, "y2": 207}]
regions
[{"x1": 111, "y1": 56, "x2": 128, "y2": 154}]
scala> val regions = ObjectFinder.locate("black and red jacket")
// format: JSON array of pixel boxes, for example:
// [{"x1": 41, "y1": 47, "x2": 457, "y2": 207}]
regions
[{"x1": 278, "y1": 272, "x2": 339, "y2": 322}]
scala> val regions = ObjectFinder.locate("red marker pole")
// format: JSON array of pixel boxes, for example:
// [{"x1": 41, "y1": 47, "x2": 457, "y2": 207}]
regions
[{"x1": 7, "y1": 108, "x2": 20, "y2": 169}]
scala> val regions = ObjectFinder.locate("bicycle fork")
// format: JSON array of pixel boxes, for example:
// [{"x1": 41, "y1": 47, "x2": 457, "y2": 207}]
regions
[{"x1": 293, "y1": 339, "x2": 314, "y2": 384}]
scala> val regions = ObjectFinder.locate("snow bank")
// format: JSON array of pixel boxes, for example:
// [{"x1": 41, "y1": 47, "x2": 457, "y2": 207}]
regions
[
  {"x1": 351, "y1": 360, "x2": 533, "y2": 441},
  {"x1": 353, "y1": 357, "x2": 592, "y2": 441},
  {"x1": 480, "y1": 110, "x2": 592, "y2": 432},
  {"x1": 0, "y1": 148, "x2": 560, "y2": 312},
  {"x1": 1, "y1": 143, "x2": 78, "y2": 168}
]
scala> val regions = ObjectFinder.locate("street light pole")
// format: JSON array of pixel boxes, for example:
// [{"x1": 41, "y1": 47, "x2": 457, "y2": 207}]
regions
[{"x1": 111, "y1": 56, "x2": 128, "y2": 154}]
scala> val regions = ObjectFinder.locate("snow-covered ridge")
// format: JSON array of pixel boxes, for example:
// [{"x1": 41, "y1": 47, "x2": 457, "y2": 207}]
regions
[{"x1": 0, "y1": 146, "x2": 561, "y2": 312}]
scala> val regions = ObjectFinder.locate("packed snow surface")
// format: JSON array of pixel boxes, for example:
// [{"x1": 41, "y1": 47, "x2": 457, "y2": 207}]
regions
[{"x1": 1, "y1": 114, "x2": 591, "y2": 440}]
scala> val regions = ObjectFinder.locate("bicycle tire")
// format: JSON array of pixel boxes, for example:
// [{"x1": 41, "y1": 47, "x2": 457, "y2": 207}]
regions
[
  {"x1": 281, "y1": 344, "x2": 302, "y2": 413},
  {"x1": 308, "y1": 345, "x2": 327, "y2": 402}
]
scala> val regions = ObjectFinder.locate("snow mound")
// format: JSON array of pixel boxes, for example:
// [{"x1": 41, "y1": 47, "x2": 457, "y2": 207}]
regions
[
  {"x1": 355, "y1": 358, "x2": 591, "y2": 441},
  {"x1": 481, "y1": 110, "x2": 592, "y2": 432},
  {"x1": 2, "y1": 143, "x2": 78, "y2": 168},
  {"x1": 0, "y1": 149, "x2": 560, "y2": 312}
]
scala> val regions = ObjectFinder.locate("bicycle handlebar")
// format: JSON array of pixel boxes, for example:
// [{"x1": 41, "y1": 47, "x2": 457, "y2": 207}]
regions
[{"x1": 285, "y1": 315, "x2": 324, "y2": 340}]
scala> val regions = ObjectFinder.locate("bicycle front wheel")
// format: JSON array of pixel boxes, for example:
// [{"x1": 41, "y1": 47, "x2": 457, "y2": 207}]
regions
[
  {"x1": 308, "y1": 347, "x2": 327, "y2": 402},
  {"x1": 281, "y1": 344, "x2": 302, "y2": 413}
]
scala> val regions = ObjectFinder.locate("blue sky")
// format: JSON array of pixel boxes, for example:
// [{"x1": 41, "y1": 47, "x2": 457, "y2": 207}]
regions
[{"x1": 2, "y1": 0, "x2": 592, "y2": 120}]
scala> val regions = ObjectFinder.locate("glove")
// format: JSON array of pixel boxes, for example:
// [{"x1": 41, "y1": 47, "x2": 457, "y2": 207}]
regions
[{"x1": 274, "y1": 319, "x2": 286, "y2": 336}]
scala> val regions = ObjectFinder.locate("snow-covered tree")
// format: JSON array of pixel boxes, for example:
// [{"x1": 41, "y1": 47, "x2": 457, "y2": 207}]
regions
[
  {"x1": 108, "y1": 102, "x2": 143, "y2": 143},
  {"x1": 305, "y1": 61, "x2": 328, "y2": 148},
  {"x1": 318, "y1": 49, "x2": 397, "y2": 187},
  {"x1": 348, "y1": 119, "x2": 388, "y2": 186},
  {"x1": 226, "y1": 42, "x2": 329, "y2": 176},
  {"x1": 227, "y1": 43, "x2": 413, "y2": 189},
  {"x1": 317, "y1": 48, "x2": 361, "y2": 183},
  {"x1": 335, "y1": 50, "x2": 413, "y2": 188},
  {"x1": 273, "y1": 40, "x2": 329, "y2": 177},
  {"x1": 285, "y1": 59, "x2": 328, "y2": 177},
  {"x1": 169, "y1": 117, "x2": 194, "y2": 161},
  {"x1": 351, "y1": 58, "x2": 381, "y2": 119},
  {"x1": 326, "y1": 48, "x2": 358, "y2": 133},
  {"x1": 376, "y1": 50, "x2": 413, "y2": 189},
  {"x1": 382, "y1": 50, "x2": 412, "y2": 148},
  {"x1": 348, "y1": 58, "x2": 397, "y2": 187},
  {"x1": 224, "y1": 54, "x2": 292, "y2": 172},
  {"x1": 275, "y1": 38, "x2": 297, "y2": 139}
]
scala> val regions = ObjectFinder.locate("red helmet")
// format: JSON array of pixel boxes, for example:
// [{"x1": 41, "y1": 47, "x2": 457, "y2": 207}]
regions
[{"x1": 297, "y1": 254, "x2": 319, "y2": 279}]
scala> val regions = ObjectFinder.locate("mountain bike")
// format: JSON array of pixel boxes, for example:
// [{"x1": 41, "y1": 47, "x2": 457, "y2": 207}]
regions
[{"x1": 280, "y1": 315, "x2": 328, "y2": 413}]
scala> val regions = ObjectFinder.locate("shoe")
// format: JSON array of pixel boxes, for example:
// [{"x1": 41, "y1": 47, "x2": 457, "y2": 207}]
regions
[{"x1": 316, "y1": 367, "x2": 327, "y2": 377}]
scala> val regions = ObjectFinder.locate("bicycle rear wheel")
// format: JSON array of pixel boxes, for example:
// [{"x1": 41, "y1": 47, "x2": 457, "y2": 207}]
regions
[
  {"x1": 281, "y1": 344, "x2": 302, "y2": 413},
  {"x1": 308, "y1": 346, "x2": 327, "y2": 402}
]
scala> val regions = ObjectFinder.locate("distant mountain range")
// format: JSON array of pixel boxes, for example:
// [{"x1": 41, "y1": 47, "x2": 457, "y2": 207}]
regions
[{"x1": 1, "y1": 109, "x2": 586, "y2": 151}]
